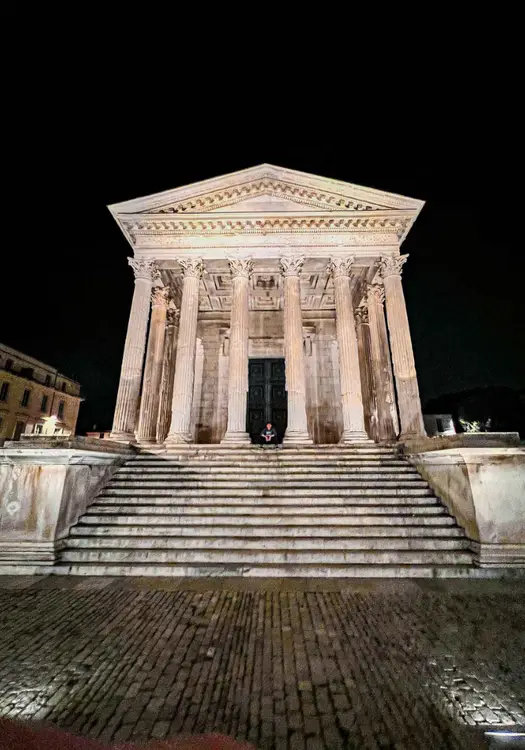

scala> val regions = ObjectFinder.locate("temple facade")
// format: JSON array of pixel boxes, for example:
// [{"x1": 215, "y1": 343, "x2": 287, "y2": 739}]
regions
[{"x1": 108, "y1": 164, "x2": 426, "y2": 446}]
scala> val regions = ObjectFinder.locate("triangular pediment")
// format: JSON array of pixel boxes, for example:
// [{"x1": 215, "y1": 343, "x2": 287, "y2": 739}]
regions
[{"x1": 108, "y1": 164, "x2": 424, "y2": 218}]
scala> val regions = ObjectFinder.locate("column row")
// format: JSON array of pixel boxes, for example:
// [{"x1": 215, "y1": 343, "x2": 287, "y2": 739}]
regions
[{"x1": 111, "y1": 253, "x2": 425, "y2": 445}]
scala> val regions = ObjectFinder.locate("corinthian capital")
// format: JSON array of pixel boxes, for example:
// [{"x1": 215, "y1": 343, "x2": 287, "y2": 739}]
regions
[
  {"x1": 327, "y1": 256, "x2": 355, "y2": 279},
  {"x1": 128, "y1": 257, "x2": 156, "y2": 282},
  {"x1": 151, "y1": 285, "x2": 170, "y2": 308},
  {"x1": 354, "y1": 303, "x2": 369, "y2": 325},
  {"x1": 280, "y1": 255, "x2": 305, "y2": 277},
  {"x1": 378, "y1": 254, "x2": 408, "y2": 279},
  {"x1": 367, "y1": 283, "x2": 385, "y2": 306},
  {"x1": 177, "y1": 257, "x2": 204, "y2": 279},
  {"x1": 228, "y1": 257, "x2": 253, "y2": 279},
  {"x1": 167, "y1": 299, "x2": 180, "y2": 326}
]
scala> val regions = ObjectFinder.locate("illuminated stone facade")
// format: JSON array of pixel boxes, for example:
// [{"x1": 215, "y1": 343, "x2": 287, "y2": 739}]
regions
[
  {"x1": 108, "y1": 165, "x2": 426, "y2": 445},
  {"x1": 0, "y1": 344, "x2": 81, "y2": 440}
]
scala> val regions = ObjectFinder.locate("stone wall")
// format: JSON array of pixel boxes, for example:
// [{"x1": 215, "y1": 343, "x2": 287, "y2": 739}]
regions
[
  {"x1": 0, "y1": 442, "x2": 132, "y2": 573},
  {"x1": 195, "y1": 312, "x2": 342, "y2": 444},
  {"x1": 410, "y1": 448, "x2": 525, "y2": 566}
]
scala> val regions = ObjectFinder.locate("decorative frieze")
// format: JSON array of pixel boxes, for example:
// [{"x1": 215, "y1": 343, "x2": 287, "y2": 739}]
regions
[
  {"x1": 146, "y1": 179, "x2": 390, "y2": 215},
  {"x1": 123, "y1": 216, "x2": 412, "y2": 243}
]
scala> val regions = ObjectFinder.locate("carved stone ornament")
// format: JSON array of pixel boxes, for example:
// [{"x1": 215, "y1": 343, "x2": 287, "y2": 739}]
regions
[
  {"x1": 279, "y1": 255, "x2": 305, "y2": 277},
  {"x1": 228, "y1": 257, "x2": 254, "y2": 279},
  {"x1": 128, "y1": 257, "x2": 156, "y2": 281},
  {"x1": 378, "y1": 253, "x2": 409, "y2": 279},
  {"x1": 151, "y1": 179, "x2": 388, "y2": 215},
  {"x1": 354, "y1": 304, "x2": 369, "y2": 325},
  {"x1": 151, "y1": 285, "x2": 170, "y2": 308},
  {"x1": 327, "y1": 256, "x2": 355, "y2": 279},
  {"x1": 166, "y1": 299, "x2": 180, "y2": 326},
  {"x1": 177, "y1": 257, "x2": 205, "y2": 279},
  {"x1": 124, "y1": 216, "x2": 411, "y2": 237},
  {"x1": 367, "y1": 283, "x2": 385, "y2": 306}
]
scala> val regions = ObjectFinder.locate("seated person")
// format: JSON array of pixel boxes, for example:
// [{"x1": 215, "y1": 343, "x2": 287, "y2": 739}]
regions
[{"x1": 260, "y1": 422, "x2": 280, "y2": 448}]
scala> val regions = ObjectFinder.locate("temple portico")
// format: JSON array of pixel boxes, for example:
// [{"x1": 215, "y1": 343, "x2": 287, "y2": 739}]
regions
[{"x1": 108, "y1": 164, "x2": 427, "y2": 446}]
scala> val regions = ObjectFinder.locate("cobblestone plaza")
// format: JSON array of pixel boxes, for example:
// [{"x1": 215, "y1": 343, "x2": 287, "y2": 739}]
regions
[{"x1": 0, "y1": 577, "x2": 524, "y2": 748}]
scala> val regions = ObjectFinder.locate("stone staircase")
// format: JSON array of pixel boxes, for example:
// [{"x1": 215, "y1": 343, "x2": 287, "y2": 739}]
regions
[{"x1": 57, "y1": 445, "x2": 475, "y2": 577}]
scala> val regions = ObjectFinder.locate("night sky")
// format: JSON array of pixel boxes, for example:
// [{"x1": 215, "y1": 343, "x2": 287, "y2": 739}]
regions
[{"x1": 4, "y1": 31, "x2": 523, "y2": 435}]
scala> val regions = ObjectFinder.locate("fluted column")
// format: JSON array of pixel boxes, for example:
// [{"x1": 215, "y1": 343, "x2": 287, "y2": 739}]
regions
[
  {"x1": 221, "y1": 258, "x2": 253, "y2": 444},
  {"x1": 354, "y1": 303, "x2": 377, "y2": 441},
  {"x1": 280, "y1": 256, "x2": 312, "y2": 444},
  {"x1": 136, "y1": 285, "x2": 170, "y2": 443},
  {"x1": 165, "y1": 258, "x2": 204, "y2": 444},
  {"x1": 328, "y1": 257, "x2": 369, "y2": 443},
  {"x1": 367, "y1": 283, "x2": 399, "y2": 441},
  {"x1": 110, "y1": 258, "x2": 155, "y2": 441},
  {"x1": 156, "y1": 301, "x2": 179, "y2": 443},
  {"x1": 378, "y1": 254, "x2": 425, "y2": 439}
]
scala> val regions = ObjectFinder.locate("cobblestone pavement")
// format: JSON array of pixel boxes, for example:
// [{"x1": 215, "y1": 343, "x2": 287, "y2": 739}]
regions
[{"x1": 0, "y1": 577, "x2": 524, "y2": 749}]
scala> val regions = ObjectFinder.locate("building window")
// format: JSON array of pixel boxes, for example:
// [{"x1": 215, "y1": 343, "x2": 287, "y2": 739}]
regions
[
  {"x1": 0, "y1": 416, "x2": 3, "y2": 432},
  {"x1": 20, "y1": 367, "x2": 34, "y2": 379},
  {"x1": 21, "y1": 389, "x2": 31, "y2": 407},
  {"x1": 41, "y1": 394, "x2": 49, "y2": 412},
  {"x1": 5, "y1": 359, "x2": 13, "y2": 371},
  {"x1": 35, "y1": 424, "x2": 43, "y2": 434},
  {"x1": 0, "y1": 382, "x2": 9, "y2": 401},
  {"x1": 58, "y1": 400, "x2": 65, "y2": 420},
  {"x1": 45, "y1": 374, "x2": 51, "y2": 386},
  {"x1": 61, "y1": 382, "x2": 66, "y2": 393}
]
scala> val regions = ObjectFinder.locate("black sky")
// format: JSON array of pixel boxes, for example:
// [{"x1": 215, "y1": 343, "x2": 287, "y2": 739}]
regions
[{"x1": 3, "y1": 21, "x2": 523, "y2": 434}]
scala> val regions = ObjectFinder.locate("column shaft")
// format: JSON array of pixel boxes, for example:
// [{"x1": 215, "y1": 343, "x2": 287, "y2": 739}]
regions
[
  {"x1": 136, "y1": 286, "x2": 169, "y2": 443},
  {"x1": 110, "y1": 258, "x2": 155, "y2": 441},
  {"x1": 222, "y1": 258, "x2": 252, "y2": 444},
  {"x1": 165, "y1": 258, "x2": 204, "y2": 444},
  {"x1": 156, "y1": 303, "x2": 179, "y2": 443},
  {"x1": 367, "y1": 284, "x2": 399, "y2": 441},
  {"x1": 355, "y1": 304, "x2": 377, "y2": 441},
  {"x1": 379, "y1": 254, "x2": 426, "y2": 439},
  {"x1": 280, "y1": 256, "x2": 312, "y2": 444},
  {"x1": 328, "y1": 257, "x2": 369, "y2": 443}
]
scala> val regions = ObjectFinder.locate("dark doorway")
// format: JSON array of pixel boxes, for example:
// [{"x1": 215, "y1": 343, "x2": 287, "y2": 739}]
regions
[
  {"x1": 13, "y1": 421, "x2": 25, "y2": 441},
  {"x1": 246, "y1": 358, "x2": 287, "y2": 443}
]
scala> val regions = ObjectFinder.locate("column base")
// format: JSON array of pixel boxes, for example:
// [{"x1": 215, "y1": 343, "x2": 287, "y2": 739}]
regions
[
  {"x1": 283, "y1": 430, "x2": 313, "y2": 445},
  {"x1": 399, "y1": 431, "x2": 427, "y2": 442},
  {"x1": 221, "y1": 431, "x2": 251, "y2": 445},
  {"x1": 108, "y1": 431, "x2": 135, "y2": 443},
  {"x1": 135, "y1": 437, "x2": 160, "y2": 447},
  {"x1": 163, "y1": 432, "x2": 194, "y2": 446},
  {"x1": 340, "y1": 430, "x2": 373, "y2": 444}
]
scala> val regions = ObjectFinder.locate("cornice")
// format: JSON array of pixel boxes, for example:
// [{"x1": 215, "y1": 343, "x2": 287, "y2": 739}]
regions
[
  {"x1": 108, "y1": 164, "x2": 425, "y2": 215},
  {"x1": 121, "y1": 213, "x2": 413, "y2": 245}
]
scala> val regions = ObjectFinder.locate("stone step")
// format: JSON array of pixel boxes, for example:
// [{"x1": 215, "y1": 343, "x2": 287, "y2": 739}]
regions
[
  {"x1": 101, "y1": 487, "x2": 434, "y2": 497},
  {"x1": 117, "y1": 466, "x2": 417, "y2": 475},
  {"x1": 87, "y1": 503, "x2": 446, "y2": 516},
  {"x1": 65, "y1": 536, "x2": 469, "y2": 551},
  {"x1": 54, "y1": 562, "x2": 495, "y2": 579},
  {"x1": 70, "y1": 524, "x2": 464, "y2": 538},
  {"x1": 81, "y1": 512, "x2": 454, "y2": 526},
  {"x1": 94, "y1": 494, "x2": 439, "y2": 507},
  {"x1": 156, "y1": 445, "x2": 400, "y2": 454},
  {"x1": 60, "y1": 548, "x2": 474, "y2": 565},
  {"x1": 110, "y1": 477, "x2": 428, "y2": 488},
  {"x1": 132, "y1": 455, "x2": 402, "y2": 464}
]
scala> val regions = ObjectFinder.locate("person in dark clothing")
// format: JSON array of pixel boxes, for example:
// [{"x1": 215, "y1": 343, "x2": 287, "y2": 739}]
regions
[{"x1": 260, "y1": 422, "x2": 280, "y2": 448}]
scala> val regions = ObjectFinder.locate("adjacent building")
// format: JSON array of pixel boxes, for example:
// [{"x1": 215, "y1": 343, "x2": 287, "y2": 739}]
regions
[{"x1": 0, "y1": 344, "x2": 82, "y2": 440}]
